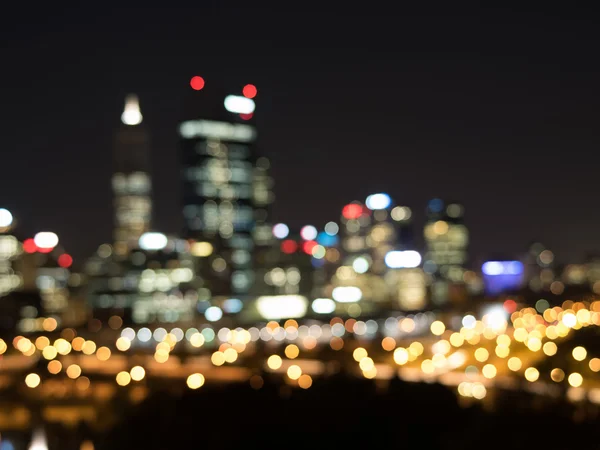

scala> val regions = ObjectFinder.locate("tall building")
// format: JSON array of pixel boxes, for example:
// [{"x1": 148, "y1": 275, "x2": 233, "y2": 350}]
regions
[
  {"x1": 112, "y1": 95, "x2": 152, "y2": 258},
  {"x1": 179, "y1": 77, "x2": 273, "y2": 300},
  {"x1": 423, "y1": 198, "x2": 469, "y2": 305}
]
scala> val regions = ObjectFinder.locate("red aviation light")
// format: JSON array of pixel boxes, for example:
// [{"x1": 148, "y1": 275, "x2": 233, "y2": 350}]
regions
[
  {"x1": 243, "y1": 84, "x2": 257, "y2": 99},
  {"x1": 190, "y1": 76, "x2": 205, "y2": 91}
]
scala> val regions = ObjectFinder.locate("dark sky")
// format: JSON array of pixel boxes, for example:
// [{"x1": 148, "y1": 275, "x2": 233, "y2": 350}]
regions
[{"x1": 1, "y1": 4, "x2": 599, "y2": 265}]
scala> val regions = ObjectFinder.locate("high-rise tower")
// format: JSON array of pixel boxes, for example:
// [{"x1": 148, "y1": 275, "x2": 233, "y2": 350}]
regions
[
  {"x1": 112, "y1": 95, "x2": 152, "y2": 258},
  {"x1": 179, "y1": 77, "x2": 273, "y2": 300}
]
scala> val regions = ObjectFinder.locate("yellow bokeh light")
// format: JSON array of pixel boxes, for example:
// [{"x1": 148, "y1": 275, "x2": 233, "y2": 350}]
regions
[
  {"x1": 393, "y1": 348, "x2": 409, "y2": 365},
  {"x1": 47, "y1": 360, "x2": 62, "y2": 374},
  {"x1": 482, "y1": 364, "x2": 497, "y2": 379},
  {"x1": 130, "y1": 366, "x2": 145, "y2": 381},
  {"x1": 35, "y1": 336, "x2": 50, "y2": 351},
  {"x1": 513, "y1": 328, "x2": 527, "y2": 342},
  {"x1": 223, "y1": 348, "x2": 238, "y2": 363},
  {"x1": 496, "y1": 334, "x2": 511, "y2": 347},
  {"x1": 71, "y1": 337, "x2": 85, "y2": 351},
  {"x1": 409, "y1": 341, "x2": 424, "y2": 356},
  {"x1": 16, "y1": 338, "x2": 33, "y2": 353},
  {"x1": 298, "y1": 374, "x2": 313, "y2": 389},
  {"x1": 42, "y1": 346, "x2": 57, "y2": 360},
  {"x1": 381, "y1": 337, "x2": 396, "y2": 351},
  {"x1": 154, "y1": 350, "x2": 169, "y2": 363},
  {"x1": 76, "y1": 376, "x2": 91, "y2": 391},
  {"x1": 430, "y1": 321, "x2": 445, "y2": 336},
  {"x1": 211, "y1": 351, "x2": 225, "y2": 366},
  {"x1": 359, "y1": 357, "x2": 375, "y2": 372},
  {"x1": 190, "y1": 333, "x2": 205, "y2": 348},
  {"x1": 363, "y1": 367, "x2": 378, "y2": 379},
  {"x1": 449, "y1": 332, "x2": 464, "y2": 347},
  {"x1": 54, "y1": 339, "x2": 71, "y2": 355},
  {"x1": 495, "y1": 346, "x2": 510, "y2": 358},
  {"x1": 116, "y1": 371, "x2": 131, "y2": 386},
  {"x1": 287, "y1": 365, "x2": 302, "y2": 380},
  {"x1": 96, "y1": 346, "x2": 111, "y2": 361},
  {"x1": 527, "y1": 337, "x2": 542, "y2": 352},
  {"x1": 187, "y1": 373, "x2": 205, "y2": 389},
  {"x1": 66, "y1": 364, "x2": 82, "y2": 379},
  {"x1": 267, "y1": 355, "x2": 283, "y2": 370},
  {"x1": 572, "y1": 346, "x2": 587, "y2": 361},
  {"x1": 421, "y1": 359, "x2": 435, "y2": 374},
  {"x1": 568, "y1": 372, "x2": 583, "y2": 387},
  {"x1": 0, "y1": 339, "x2": 6, "y2": 355},
  {"x1": 116, "y1": 337, "x2": 131, "y2": 351},
  {"x1": 42, "y1": 317, "x2": 57, "y2": 332},
  {"x1": 25, "y1": 373, "x2": 41, "y2": 388},
  {"x1": 507, "y1": 356, "x2": 523, "y2": 372},
  {"x1": 543, "y1": 342, "x2": 557, "y2": 356},
  {"x1": 472, "y1": 383, "x2": 487, "y2": 399},
  {"x1": 550, "y1": 368, "x2": 565, "y2": 382},
  {"x1": 474, "y1": 348, "x2": 489, "y2": 362},
  {"x1": 524, "y1": 367, "x2": 539, "y2": 382},
  {"x1": 589, "y1": 358, "x2": 600, "y2": 372},
  {"x1": 353, "y1": 347, "x2": 368, "y2": 362},
  {"x1": 82, "y1": 340, "x2": 97, "y2": 355},
  {"x1": 285, "y1": 344, "x2": 300, "y2": 359}
]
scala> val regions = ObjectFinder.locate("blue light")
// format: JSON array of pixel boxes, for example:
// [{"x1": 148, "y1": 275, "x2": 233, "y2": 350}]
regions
[
  {"x1": 482, "y1": 261, "x2": 523, "y2": 276},
  {"x1": 0, "y1": 441, "x2": 14, "y2": 450},
  {"x1": 317, "y1": 232, "x2": 338, "y2": 247},
  {"x1": 223, "y1": 298, "x2": 243, "y2": 313},
  {"x1": 365, "y1": 193, "x2": 392, "y2": 210},
  {"x1": 312, "y1": 257, "x2": 325, "y2": 268},
  {"x1": 428, "y1": 198, "x2": 444, "y2": 213}
]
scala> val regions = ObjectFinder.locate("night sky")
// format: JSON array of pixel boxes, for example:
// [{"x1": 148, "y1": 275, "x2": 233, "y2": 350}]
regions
[{"x1": 1, "y1": 5, "x2": 599, "y2": 265}]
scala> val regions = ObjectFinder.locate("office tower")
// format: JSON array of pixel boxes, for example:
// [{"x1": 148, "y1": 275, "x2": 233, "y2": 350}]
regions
[
  {"x1": 179, "y1": 77, "x2": 273, "y2": 300},
  {"x1": 423, "y1": 198, "x2": 469, "y2": 305},
  {"x1": 112, "y1": 94, "x2": 152, "y2": 258}
]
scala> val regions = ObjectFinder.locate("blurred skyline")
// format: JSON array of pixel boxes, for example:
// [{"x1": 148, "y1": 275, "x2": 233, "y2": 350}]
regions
[{"x1": 1, "y1": 4, "x2": 599, "y2": 262}]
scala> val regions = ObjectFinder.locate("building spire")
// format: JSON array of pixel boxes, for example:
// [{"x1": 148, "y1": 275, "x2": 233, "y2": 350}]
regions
[{"x1": 121, "y1": 94, "x2": 143, "y2": 125}]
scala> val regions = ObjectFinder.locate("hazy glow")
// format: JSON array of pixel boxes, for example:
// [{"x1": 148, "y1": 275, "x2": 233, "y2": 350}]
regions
[
  {"x1": 256, "y1": 295, "x2": 308, "y2": 320},
  {"x1": 352, "y1": 257, "x2": 369, "y2": 274},
  {"x1": 179, "y1": 120, "x2": 256, "y2": 143},
  {"x1": 138, "y1": 232, "x2": 168, "y2": 251},
  {"x1": 191, "y1": 241, "x2": 213, "y2": 257},
  {"x1": 365, "y1": 193, "x2": 391, "y2": 210},
  {"x1": 121, "y1": 94, "x2": 143, "y2": 125},
  {"x1": 224, "y1": 95, "x2": 256, "y2": 114},
  {"x1": 34, "y1": 232, "x2": 58, "y2": 249},
  {"x1": 0, "y1": 209, "x2": 13, "y2": 228},
  {"x1": 332, "y1": 286, "x2": 362, "y2": 303},
  {"x1": 311, "y1": 298, "x2": 336, "y2": 314},
  {"x1": 482, "y1": 261, "x2": 523, "y2": 276},
  {"x1": 28, "y1": 428, "x2": 48, "y2": 450},
  {"x1": 272, "y1": 223, "x2": 289, "y2": 239},
  {"x1": 385, "y1": 250, "x2": 422, "y2": 268}
]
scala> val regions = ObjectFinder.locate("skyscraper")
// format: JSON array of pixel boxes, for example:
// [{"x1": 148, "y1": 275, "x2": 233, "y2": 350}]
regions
[
  {"x1": 179, "y1": 77, "x2": 273, "y2": 300},
  {"x1": 112, "y1": 95, "x2": 152, "y2": 258}
]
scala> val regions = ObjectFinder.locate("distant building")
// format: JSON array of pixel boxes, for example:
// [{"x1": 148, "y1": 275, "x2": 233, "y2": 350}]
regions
[
  {"x1": 112, "y1": 95, "x2": 152, "y2": 258},
  {"x1": 423, "y1": 198, "x2": 469, "y2": 305},
  {"x1": 179, "y1": 77, "x2": 273, "y2": 300}
]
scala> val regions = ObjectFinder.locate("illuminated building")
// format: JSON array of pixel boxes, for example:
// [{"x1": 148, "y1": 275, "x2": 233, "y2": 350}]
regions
[
  {"x1": 86, "y1": 234, "x2": 199, "y2": 325},
  {"x1": 523, "y1": 242, "x2": 559, "y2": 293},
  {"x1": 423, "y1": 199, "x2": 469, "y2": 305},
  {"x1": 112, "y1": 94, "x2": 152, "y2": 258},
  {"x1": 180, "y1": 78, "x2": 273, "y2": 299}
]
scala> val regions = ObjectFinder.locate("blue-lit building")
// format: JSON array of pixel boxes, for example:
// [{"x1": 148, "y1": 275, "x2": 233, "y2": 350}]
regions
[{"x1": 481, "y1": 260, "x2": 525, "y2": 295}]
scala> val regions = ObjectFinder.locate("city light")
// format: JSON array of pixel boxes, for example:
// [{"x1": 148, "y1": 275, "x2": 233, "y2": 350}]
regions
[
  {"x1": 256, "y1": 295, "x2": 308, "y2": 319},
  {"x1": 384, "y1": 250, "x2": 422, "y2": 268},
  {"x1": 121, "y1": 94, "x2": 143, "y2": 125},
  {"x1": 205, "y1": 306, "x2": 223, "y2": 322},
  {"x1": 190, "y1": 76, "x2": 205, "y2": 90},
  {"x1": 138, "y1": 232, "x2": 168, "y2": 250},
  {"x1": 482, "y1": 261, "x2": 524, "y2": 276},
  {"x1": 0, "y1": 208, "x2": 13, "y2": 228},
  {"x1": 365, "y1": 193, "x2": 391, "y2": 210},
  {"x1": 272, "y1": 223, "x2": 289, "y2": 239},
  {"x1": 311, "y1": 298, "x2": 336, "y2": 314},
  {"x1": 332, "y1": 286, "x2": 362, "y2": 303},
  {"x1": 33, "y1": 232, "x2": 58, "y2": 250},
  {"x1": 224, "y1": 95, "x2": 256, "y2": 114},
  {"x1": 300, "y1": 225, "x2": 318, "y2": 240},
  {"x1": 242, "y1": 84, "x2": 257, "y2": 98}
]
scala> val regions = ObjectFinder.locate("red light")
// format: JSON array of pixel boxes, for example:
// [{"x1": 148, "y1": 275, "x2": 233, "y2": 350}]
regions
[
  {"x1": 243, "y1": 84, "x2": 257, "y2": 99},
  {"x1": 503, "y1": 299, "x2": 517, "y2": 314},
  {"x1": 58, "y1": 254, "x2": 73, "y2": 268},
  {"x1": 302, "y1": 240, "x2": 317, "y2": 254},
  {"x1": 281, "y1": 240, "x2": 298, "y2": 254},
  {"x1": 342, "y1": 204, "x2": 363, "y2": 220},
  {"x1": 38, "y1": 247, "x2": 53, "y2": 254},
  {"x1": 190, "y1": 76, "x2": 205, "y2": 91},
  {"x1": 23, "y1": 239, "x2": 37, "y2": 253},
  {"x1": 240, "y1": 113, "x2": 253, "y2": 121}
]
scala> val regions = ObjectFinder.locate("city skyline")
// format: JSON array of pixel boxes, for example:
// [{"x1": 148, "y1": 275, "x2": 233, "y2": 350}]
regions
[{"x1": 1, "y1": 6, "x2": 599, "y2": 264}]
